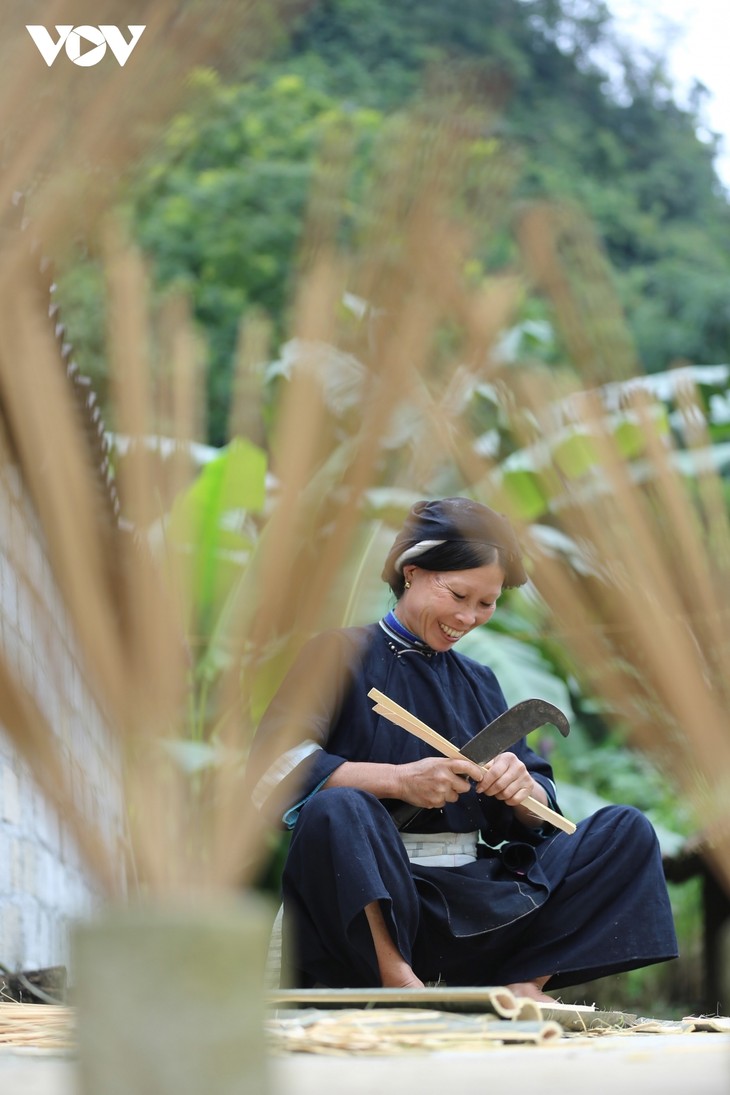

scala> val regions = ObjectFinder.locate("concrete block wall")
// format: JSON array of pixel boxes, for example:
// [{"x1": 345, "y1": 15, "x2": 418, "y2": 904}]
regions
[{"x1": 0, "y1": 464, "x2": 125, "y2": 976}]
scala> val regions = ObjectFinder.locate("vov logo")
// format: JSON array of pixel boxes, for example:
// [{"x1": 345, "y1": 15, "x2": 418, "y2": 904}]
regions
[{"x1": 26, "y1": 25, "x2": 146, "y2": 67}]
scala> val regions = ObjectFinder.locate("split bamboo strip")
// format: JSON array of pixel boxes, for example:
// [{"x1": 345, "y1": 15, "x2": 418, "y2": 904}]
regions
[
  {"x1": 269, "y1": 984, "x2": 536, "y2": 1019},
  {"x1": 369, "y1": 690, "x2": 460, "y2": 753},
  {"x1": 371, "y1": 704, "x2": 463, "y2": 757}
]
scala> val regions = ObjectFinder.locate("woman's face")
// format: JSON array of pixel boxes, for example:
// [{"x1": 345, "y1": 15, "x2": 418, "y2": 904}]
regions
[{"x1": 396, "y1": 562, "x2": 505, "y2": 651}]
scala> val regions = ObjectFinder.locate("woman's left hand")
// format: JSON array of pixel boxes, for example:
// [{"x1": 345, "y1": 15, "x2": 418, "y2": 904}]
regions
[{"x1": 472, "y1": 752, "x2": 542, "y2": 809}]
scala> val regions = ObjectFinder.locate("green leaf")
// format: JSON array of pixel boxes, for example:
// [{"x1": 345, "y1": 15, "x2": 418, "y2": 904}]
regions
[
  {"x1": 494, "y1": 470, "x2": 548, "y2": 521},
  {"x1": 613, "y1": 418, "x2": 647, "y2": 459},
  {"x1": 551, "y1": 432, "x2": 599, "y2": 478},
  {"x1": 166, "y1": 438, "x2": 267, "y2": 631}
]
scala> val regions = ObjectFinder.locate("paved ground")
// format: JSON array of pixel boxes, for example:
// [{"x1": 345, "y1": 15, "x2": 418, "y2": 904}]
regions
[{"x1": 2, "y1": 1033, "x2": 729, "y2": 1095}]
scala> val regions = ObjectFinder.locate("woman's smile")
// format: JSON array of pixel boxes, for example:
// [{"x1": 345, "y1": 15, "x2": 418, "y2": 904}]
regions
[{"x1": 396, "y1": 563, "x2": 505, "y2": 649}]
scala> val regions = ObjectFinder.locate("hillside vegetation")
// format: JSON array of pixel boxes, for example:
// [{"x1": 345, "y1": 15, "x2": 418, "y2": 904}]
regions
[{"x1": 59, "y1": 0, "x2": 730, "y2": 443}]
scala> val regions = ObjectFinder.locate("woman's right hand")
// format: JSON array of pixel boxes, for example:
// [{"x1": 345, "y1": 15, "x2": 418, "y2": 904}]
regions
[{"x1": 393, "y1": 757, "x2": 485, "y2": 809}]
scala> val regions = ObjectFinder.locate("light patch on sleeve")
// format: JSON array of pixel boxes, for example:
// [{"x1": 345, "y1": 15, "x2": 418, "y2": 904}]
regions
[{"x1": 251, "y1": 740, "x2": 322, "y2": 810}]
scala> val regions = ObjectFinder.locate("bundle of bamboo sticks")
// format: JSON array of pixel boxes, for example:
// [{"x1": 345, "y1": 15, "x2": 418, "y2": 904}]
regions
[
  {"x1": 0, "y1": 0, "x2": 727, "y2": 912},
  {"x1": 508, "y1": 205, "x2": 730, "y2": 891},
  {"x1": 0, "y1": 1, "x2": 522, "y2": 896}
]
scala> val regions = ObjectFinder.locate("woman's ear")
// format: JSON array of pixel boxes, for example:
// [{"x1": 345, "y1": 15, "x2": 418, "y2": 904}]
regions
[{"x1": 402, "y1": 565, "x2": 416, "y2": 588}]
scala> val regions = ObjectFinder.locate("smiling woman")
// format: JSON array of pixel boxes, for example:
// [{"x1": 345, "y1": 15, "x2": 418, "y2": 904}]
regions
[
  {"x1": 247, "y1": 497, "x2": 678, "y2": 1002},
  {"x1": 394, "y1": 562, "x2": 505, "y2": 650},
  {"x1": 380, "y1": 498, "x2": 523, "y2": 650}
]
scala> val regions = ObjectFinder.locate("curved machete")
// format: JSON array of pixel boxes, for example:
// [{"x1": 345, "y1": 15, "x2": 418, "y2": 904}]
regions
[{"x1": 389, "y1": 697, "x2": 570, "y2": 832}]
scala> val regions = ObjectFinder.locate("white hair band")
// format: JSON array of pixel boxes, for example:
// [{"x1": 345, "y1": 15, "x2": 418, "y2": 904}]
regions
[{"x1": 394, "y1": 540, "x2": 446, "y2": 572}]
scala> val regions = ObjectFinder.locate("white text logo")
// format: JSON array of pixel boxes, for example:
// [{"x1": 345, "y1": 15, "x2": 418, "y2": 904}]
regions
[{"x1": 26, "y1": 25, "x2": 146, "y2": 67}]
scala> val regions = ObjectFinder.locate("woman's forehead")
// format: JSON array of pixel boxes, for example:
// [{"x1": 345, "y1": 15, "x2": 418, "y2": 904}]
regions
[{"x1": 433, "y1": 564, "x2": 505, "y2": 592}]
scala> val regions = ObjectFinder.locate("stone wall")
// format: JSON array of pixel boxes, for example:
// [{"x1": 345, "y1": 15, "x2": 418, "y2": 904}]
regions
[{"x1": 0, "y1": 464, "x2": 124, "y2": 977}]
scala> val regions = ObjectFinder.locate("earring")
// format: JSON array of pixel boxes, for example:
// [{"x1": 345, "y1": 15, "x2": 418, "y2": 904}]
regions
[{"x1": 404, "y1": 580, "x2": 411, "y2": 589}]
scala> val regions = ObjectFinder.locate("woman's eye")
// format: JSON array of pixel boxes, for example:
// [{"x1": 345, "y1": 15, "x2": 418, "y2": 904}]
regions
[{"x1": 451, "y1": 591, "x2": 465, "y2": 600}]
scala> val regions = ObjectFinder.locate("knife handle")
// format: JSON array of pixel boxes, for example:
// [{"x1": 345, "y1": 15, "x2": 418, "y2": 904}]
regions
[
  {"x1": 391, "y1": 774, "x2": 480, "y2": 831},
  {"x1": 390, "y1": 801, "x2": 423, "y2": 831},
  {"x1": 392, "y1": 796, "x2": 575, "y2": 835}
]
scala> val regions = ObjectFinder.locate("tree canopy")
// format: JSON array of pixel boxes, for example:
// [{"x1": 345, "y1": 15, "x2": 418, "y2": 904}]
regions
[
  {"x1": 275, "y1": 0, "x2": 730, "y2": 367},
  {"x1": 58, "y1": 0, "x2": 730, "y2": 443}
]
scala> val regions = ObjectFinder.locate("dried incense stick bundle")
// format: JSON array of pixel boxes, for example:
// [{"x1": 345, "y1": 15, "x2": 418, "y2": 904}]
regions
[
  {"x1": 368, "y1": 688, "x2": 576, "y2": 835},
  {"x1": 3, "y1": 0, "x2": 727, "y2": 907},
  {"x1": 0, "y1": 51, "x2": 526, "y2": 895},
  {"x1": 510, "y1": 205, "x2": 730, "y2": 888}
]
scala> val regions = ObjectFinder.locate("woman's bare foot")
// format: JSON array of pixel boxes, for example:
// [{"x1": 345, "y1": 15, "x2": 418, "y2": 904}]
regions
[
  {"x1": 384, "y1": 970, "x2": 425, "y2": 989},
  {"x1": 364, "y1": 901, "x2": 425, "y2": 988},
  {"x1": 505, "y1": 979, "x2": 555, "y2": 1004}
]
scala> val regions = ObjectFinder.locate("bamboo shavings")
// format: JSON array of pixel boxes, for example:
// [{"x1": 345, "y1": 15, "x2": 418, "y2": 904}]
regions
[
  {"x1": 266, "y1": 1008, "x2": 563, "y2": 1055},
  {"x1": 559, "y1": 1014, "x2": 730, "y2": 1037},
  {"x1": 628, "y1": 1016, "x2": 730, "y2": 1035},
  {"x1": 0, "y1": 1004, "x2": 75, "y2": 1051}
]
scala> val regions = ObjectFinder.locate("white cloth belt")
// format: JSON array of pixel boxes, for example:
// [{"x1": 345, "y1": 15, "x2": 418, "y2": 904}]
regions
[{"x1": 399, "y1": 830, "x2": 478, "y2": 867}]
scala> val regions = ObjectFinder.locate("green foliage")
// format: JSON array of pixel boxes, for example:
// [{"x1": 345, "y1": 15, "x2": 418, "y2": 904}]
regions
[
  {"x1": 471, "y1": 361, "x2": 730, "y2": 536},
  {"x1": 279, "y1": 0, "x2": 730, "y2": 372},
  {"x1": 550, "y1": 719, "x2": 694, "y2": 837},
  {"x1": 160, "y1": 436, "x2": 268, "y2": 742},
  {"x1": 166, "y1": 437, "x2": 267, "y2": 640},
  {"x1": 126, "y1": 69, "x2": 384, "y2": 444},
  {"x1": 55, "y1": 1, "x2": 730, "y2": 449}
]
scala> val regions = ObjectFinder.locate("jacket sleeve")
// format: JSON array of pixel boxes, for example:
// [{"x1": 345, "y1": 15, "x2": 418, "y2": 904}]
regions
[{"x1": 246, "y1": 629, "x2": 366, "y2": 827}]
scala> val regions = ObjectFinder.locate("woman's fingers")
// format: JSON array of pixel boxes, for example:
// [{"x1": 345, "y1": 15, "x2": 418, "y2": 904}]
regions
[
  {"x1": 398, "y1": 757, "x2": 485, "y2": 807},
  {"x1": 473, "y1": 753, "x2": 534, "y2": 804}
]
